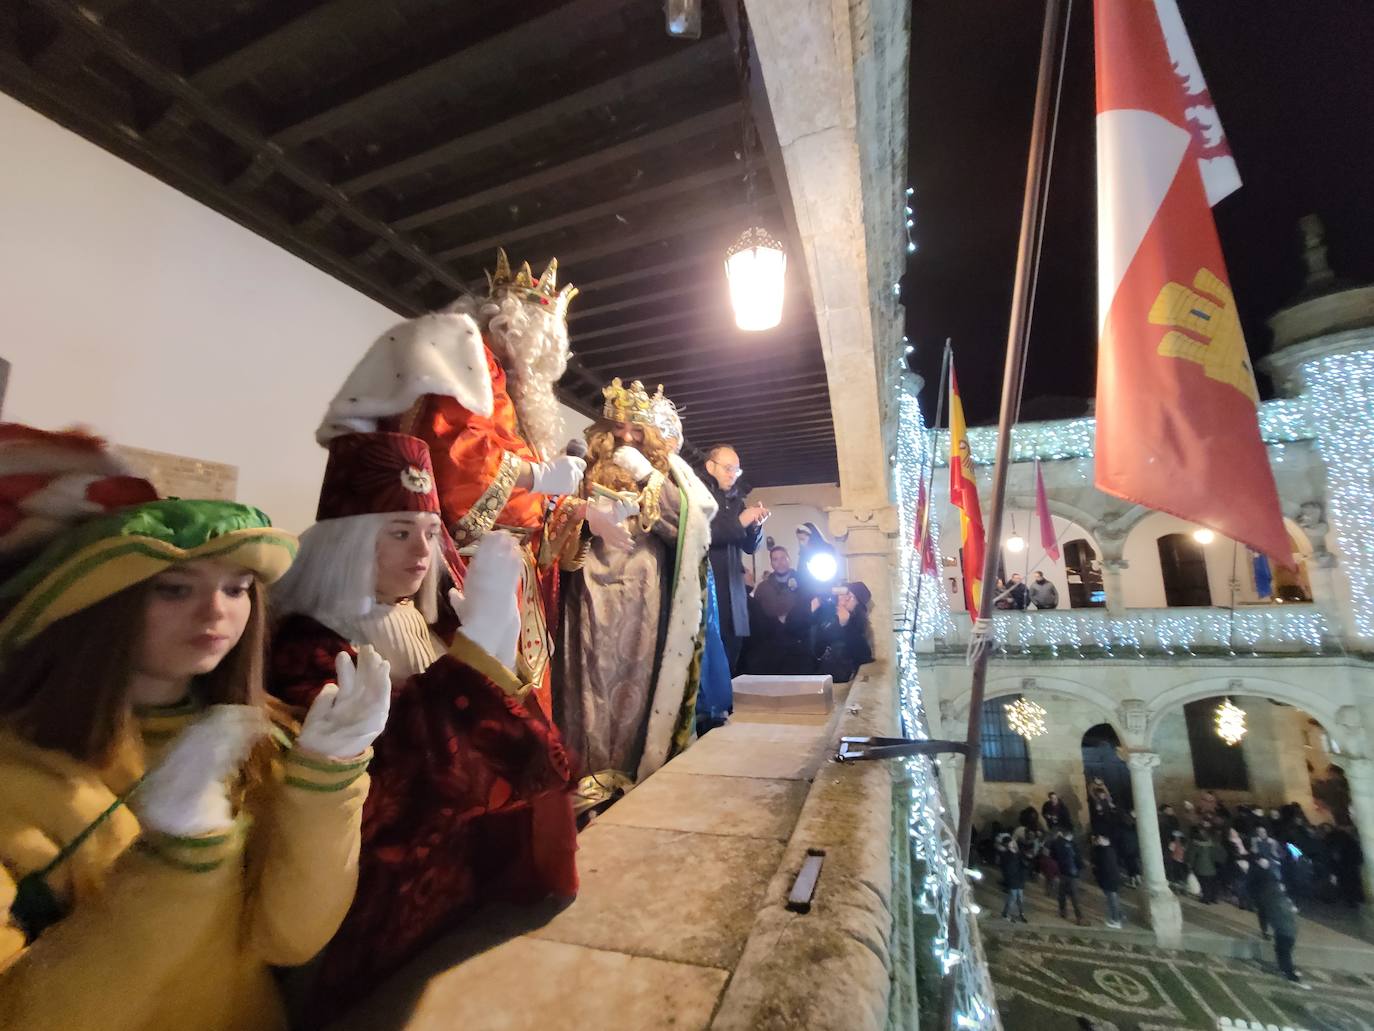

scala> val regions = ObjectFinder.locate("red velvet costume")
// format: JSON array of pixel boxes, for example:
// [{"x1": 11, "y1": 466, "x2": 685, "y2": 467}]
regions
[
  {"x1": 387, "y1": 346, "x2": 584, "y2": 719},
  {"x1": 267, "y1": 431, "x2": 577, "y2": 1024},
  {"x1": 270, "y1": 624, "x2": 576, "y2": 1024}
]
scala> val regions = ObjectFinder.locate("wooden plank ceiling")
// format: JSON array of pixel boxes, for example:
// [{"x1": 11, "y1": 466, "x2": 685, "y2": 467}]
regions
[{"x1": 0, "y1": 0, "x2": 838, "y2": 487}]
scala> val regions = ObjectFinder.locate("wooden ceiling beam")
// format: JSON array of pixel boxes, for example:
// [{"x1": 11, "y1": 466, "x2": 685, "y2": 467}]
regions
[
  {"x1": 570, "y1": 304, "x2": 720, "y2": 342},
  {"x1": 433, "y1": 161, "x2": 753, "y2": 264},
  {"x1": 339, "y1": 36, "x2": 732, "y2": 194},
  {"x1": 573, "y1": 323, "x2": 807, "y2": 358},
  {"x1": 22, "y1": 0, "x2": 465, "y2": 298},
  {"x1": 668, "y1": 369, "x2": 828, "y2": 399},
  {"x1": 394, "y1": 103, "x2": 741, "y2": 232},
  {"x1": 270, "y1": 0, "x2": 628, "y2": 148},
  {"x1": 570, "y1": 282, "x2": 716, "y2": 322},
  {"x1": 0, "y1": 45, "x2": 424, "y2": 318},
  {"x1": 183, "y1": 0, "x2": 380, "y2": 95},
  {"x1": 28, "y1": 0, "x2": 138, "y2": 77},
  {"x1": 575, "y1": 255, "x2": 715, "y2": 294},
  {"x1": 553, "y1": 196, "x2": 777, "y2": 271}
]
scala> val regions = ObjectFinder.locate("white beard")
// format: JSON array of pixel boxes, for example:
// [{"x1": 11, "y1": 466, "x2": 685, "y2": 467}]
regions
[{"x1": 448, "y1": 294, "x2": 569, "y2": 461}]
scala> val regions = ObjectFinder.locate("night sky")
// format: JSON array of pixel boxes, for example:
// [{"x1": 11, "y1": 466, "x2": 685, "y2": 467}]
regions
[{"x1": 904, "y1": 0, "x2": 1374, "y2": 426}]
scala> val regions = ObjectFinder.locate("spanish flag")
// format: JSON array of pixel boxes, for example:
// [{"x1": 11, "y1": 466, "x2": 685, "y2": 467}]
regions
[{"x1": 948, "y1": 364, "x2": 986, "y2": 614}]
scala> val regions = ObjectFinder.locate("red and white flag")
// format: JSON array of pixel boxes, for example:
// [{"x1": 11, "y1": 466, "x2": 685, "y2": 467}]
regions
[{"x1": 1093, "y1": 0, "x2": 1290, "y2": 565}]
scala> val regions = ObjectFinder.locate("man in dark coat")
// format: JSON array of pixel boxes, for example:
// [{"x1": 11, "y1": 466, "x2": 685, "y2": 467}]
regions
[
  {"x1": 704, "y1": 444, "x2": 766, "y2": 673},
  {"x1": 1049, "y1": 829, "x2": 1087, "y2": 925},
  {"x1": 1251, "y1": 858, "x2": 1306, "y2": 985}
]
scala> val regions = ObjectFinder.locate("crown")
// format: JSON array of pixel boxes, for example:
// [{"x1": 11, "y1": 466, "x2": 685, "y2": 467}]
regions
[
  {"x1": 602, "y1": 378, "x2": 655, "y2": 426},
  {"x1": 484, "y1": 247, "x2": 578, "y2": 321}
]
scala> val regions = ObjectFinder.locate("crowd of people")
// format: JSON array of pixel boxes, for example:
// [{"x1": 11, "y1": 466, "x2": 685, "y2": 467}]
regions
[
  {"x1": 980, "y1": 784, "x2": 1365, "y2": 987},
  {"x1": 731, "y1": 524, "x2": 874, "y2": 684},
  {"x1": 991, "y1": 570, "x2": 1059, "y2": 610}
]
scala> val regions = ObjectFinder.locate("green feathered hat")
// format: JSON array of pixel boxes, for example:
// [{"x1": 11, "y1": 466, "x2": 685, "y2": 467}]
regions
[{"x1": 0, "y1": 499, "x2": 297, "y2": 652}]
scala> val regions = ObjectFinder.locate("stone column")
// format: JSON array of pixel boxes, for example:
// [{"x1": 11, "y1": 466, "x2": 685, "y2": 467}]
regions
[
  {"x1": 1102, "y1": 559, "x2": 1129, "y2": 614},
  {"x1": 1344, "y1": 756, "x2": 1374, "y2": 927},
  {"x1": 1127, "y1": 751, "x2": 1183, "y2": 947}
]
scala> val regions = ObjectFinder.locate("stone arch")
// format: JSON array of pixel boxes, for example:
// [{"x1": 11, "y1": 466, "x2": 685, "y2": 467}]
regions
[
  {"x1": 948, "y1": 674, "x2": 1123, "y2": 738},
  {"x1": 1144, "y1": 674, "x2": 1351, "y2": 753},
  {"x1": 1003, "y1": 493, "x2": 1105, "y2": 551}
]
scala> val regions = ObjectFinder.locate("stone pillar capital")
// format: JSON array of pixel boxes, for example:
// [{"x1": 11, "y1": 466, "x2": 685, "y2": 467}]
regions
[
  {"x1": 1127, "y1": 751, "x2": 1162, "y2": 772},
  {"x1": 827, "y1": 504, "x2": 900, "y2": 542}
]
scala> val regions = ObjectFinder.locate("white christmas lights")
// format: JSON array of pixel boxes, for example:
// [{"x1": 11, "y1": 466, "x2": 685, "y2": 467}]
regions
[
  {"x1": 940, "y1": 607, "x2": 1333, "y2": 657},
  {"x1": 1215, "y1": 697, "x2": 1247, "y2": 746},
  {"x1": 1301, "y1": 351, "x2": 1374, "y2": 637},
  {"x1": 930, "y1": 398, "x2": 1317, "y2": 469},
  {"x1": 893, "y1": 383, "x2": 1001, "y2": 1029}
]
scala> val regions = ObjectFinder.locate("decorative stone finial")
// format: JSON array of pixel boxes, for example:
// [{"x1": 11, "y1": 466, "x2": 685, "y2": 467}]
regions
[{"x1": 1298, "y1": 214, "x2": 1336, "y2": 292}]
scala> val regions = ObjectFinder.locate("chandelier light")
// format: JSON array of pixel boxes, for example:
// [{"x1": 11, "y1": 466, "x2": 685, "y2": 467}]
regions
[
  {"x1": 725, "y1": 227, "x2": 786, "y2": 331},
  {"x1": 1192, "y1": 527, "x2": 1216, "y2": 545},
  {"x1": 1004, "y1": 696, "x2": 1048, "y2": 739},
  {"x1": 1215, "y1": 697, "x2": 1247, "y2": 746},
  {"x1": 1005, "y1": 514, "x2": 1025, "y2": 553}
]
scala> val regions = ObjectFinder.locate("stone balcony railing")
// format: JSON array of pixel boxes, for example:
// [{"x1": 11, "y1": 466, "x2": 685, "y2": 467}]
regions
[{"x1": 936, "y1": 605, "x2": 1340, "y2": 659}]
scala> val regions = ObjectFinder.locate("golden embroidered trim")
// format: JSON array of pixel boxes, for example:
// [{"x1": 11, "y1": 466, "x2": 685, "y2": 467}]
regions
[
  {"x1": 637, "y1": 471, "x2": 666, "y2": 533},
  {"x1": 453, "y1": 450, "x2": 521, "y2": 547}
]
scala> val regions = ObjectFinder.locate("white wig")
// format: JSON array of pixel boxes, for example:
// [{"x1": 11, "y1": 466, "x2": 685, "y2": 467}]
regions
[
  {"x1": 271, "y1": 513, "x2": 442, "y2": 632},
  {"x1": 447, "y1": 292, "x2": 569, "y2": 461}
]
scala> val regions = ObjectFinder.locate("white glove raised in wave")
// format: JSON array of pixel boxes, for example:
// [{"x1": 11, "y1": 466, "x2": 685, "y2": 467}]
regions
[
  {"x1": 585, "y1": 494, "x2": 637, "y2": 552},
  {"x1": 449, "y1": 529, "x2": 524, "y2": 670},
  {"x1": 133, "y1": 704, "x2": 270, "y2": 837},
  {"x1": 296, "y1": 645, "x2": 392, "y2": 760},
  {"x1": 529, "y1": 455, "x2": 586, "y2": 497},
  {"x1": 612, "y1": 446, "x2": 655, "y2": 484}
]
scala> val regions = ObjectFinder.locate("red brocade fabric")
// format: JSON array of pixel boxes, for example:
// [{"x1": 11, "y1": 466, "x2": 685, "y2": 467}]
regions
[{"x1": 269, "y1": 614, "x2": 578, "y2": 1023}]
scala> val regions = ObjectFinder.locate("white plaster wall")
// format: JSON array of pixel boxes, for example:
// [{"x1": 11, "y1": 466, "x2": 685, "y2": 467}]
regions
[
  {"x1": 0, "y1": 95, "x2": 587, "y2": 532},
  {"x1": 747, "y1": 482, "x2": 847, "y2": 585},
  {"x1": 937, "y1": 503, "x2": 1096, "y2": 612},
  {"x1": 1120, "y1": 510, "x2": 1266, "y2": 609}
]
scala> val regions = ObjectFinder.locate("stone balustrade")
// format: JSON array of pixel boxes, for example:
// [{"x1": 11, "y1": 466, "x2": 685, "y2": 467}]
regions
[{"x1": 937, "y1": 605, "x2": 1338, "y2": 658}]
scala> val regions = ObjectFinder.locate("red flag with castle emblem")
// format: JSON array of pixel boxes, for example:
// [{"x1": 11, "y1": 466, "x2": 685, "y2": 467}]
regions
[
  {"x1": 1093, "y1": 0, "x2": 1290, "y2": 565},
  {"x1": 915, "y1": 475, "x2": 939, "y2": 577}
]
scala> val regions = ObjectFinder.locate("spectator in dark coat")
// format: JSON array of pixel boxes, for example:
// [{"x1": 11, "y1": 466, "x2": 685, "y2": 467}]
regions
[
  {"x1": 704, "y1": 445, "x2": 766, "y2": 673},
  {"x1": 1043, "y1": 792, "x2": 1072, "y2": 833},
  {"x1": 999, "y1": 836, "x2": 1029, "y2": 922},
  {"x1": 810, "y1": 582, "x2": 873, "y2": 683},
  {"x1": 794, "y1": 521, "x2": 836, "y2": 604},
  {"x1": 1251, "y1": 858, "x2": 1306, "y2": 985},
  {"x1": 1327, "y1": 823, "x2": 1366, "y2": 908},
  {"x1": 1049, "y1": 829, "x2": 1087, "y2": 925},
  {"x1": 1091, "y1": 835, "x2": 1125, "y2": 928}
]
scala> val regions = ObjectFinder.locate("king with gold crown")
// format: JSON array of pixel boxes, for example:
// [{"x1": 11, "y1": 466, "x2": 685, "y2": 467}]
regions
[
  {"x1": 317, "y1": 248, "x2": 590, "y2": 719},
  {"x1": 551, "y1": 377, "x2": 718, "y2": 812}
]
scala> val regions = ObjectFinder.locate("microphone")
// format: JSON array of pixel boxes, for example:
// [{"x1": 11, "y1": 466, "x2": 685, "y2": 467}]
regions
[{"x1": 565, "y1": 438, "x2": 588, "y2": 459}]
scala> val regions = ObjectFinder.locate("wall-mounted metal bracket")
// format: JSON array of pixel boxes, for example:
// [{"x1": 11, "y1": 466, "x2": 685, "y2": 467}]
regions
[{"x1": 834, "y1": 736, "x2": 969, "y2": 763}]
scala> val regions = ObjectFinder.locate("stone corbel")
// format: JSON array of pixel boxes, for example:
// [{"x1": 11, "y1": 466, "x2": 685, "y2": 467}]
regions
[
  {"x1": 1120, "y1": 698, "x2": 1149, "y2": 747},
  {"x1": 827, "y1": 505, "x2": 900, "y2": 551},
  {"x1": 1292, "y1": 499, "x2": 1336, "y2": 567}
]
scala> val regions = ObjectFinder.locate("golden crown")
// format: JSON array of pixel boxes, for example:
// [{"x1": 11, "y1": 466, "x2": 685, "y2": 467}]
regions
[
  {"x1": 648, "y1": 385, "x2": 682, "y2": 441},
  {"x1": 484, "y1": 247, "x2": 578, "y2": 321},
  {"x1": 602, "y1": 378, "x2": 655, "y2": 426}
]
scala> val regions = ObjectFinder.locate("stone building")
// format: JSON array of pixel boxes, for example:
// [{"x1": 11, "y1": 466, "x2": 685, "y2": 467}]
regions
[{"x1": 916, "y1": 222, "x2": 1374, "y2": 943}]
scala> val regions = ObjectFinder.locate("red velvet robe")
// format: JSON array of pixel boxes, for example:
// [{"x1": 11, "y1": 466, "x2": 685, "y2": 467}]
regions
[
  {"x1": 385, "y1": 345, "x2": 582, "y2": 718},
  {"x1": 269, "y1": 614, "x2": 578, "y2": 1024}
]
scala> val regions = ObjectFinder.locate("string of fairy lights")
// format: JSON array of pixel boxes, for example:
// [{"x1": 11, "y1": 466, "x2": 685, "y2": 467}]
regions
[{"x1": 893, "y1": 374, "x2": 1002, "y2": 1030}]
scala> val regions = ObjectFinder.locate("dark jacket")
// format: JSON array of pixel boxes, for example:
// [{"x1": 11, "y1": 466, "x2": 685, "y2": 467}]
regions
[
  {"x1": 1092, "y1": 842, "x2": 1122, "y2": 892},
  {"x1": 1000, "y1": 849, "x2": 1028, "y2": 890},
  {"x1": 1049, "y1": 836, "x2": 1081, "y2": 878},
  {"x1": 811, "y1": 606, "x2": 873, "y2": 683},
  {"x1": 1027, "y1": 578, "x2": 1058, "y2": 608},
  {"x1": 1043, "y1": 799, "x2": 1072, "y2": 831},
  {"x1": 1250, "y1": 866, "x2": 1297, "y2": 937},
  {"x1": 706, "y1": 480, "x2": 764, "y2": 637}
]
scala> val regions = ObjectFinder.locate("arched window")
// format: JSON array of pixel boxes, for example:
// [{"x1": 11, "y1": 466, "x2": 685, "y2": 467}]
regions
[
  {"x1": 1184, "y1": 698, "x2": 1249, "y2": 790},
  {"x1": 981, "y1": 695, "x2": 1032, "y2": 783},
  {"x1": 1157, "y1": 533, "x2": 1212, "y2": 607},
  {"x1": 1063, "y1": 538, "x2": 1105, "y2": 608}
]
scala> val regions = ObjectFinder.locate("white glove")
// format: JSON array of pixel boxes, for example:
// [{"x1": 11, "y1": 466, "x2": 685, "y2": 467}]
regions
[
  {"x1": 296, "y1": 645, "x2": 392, "y2": 759},
  {"x1": 133, "y1": 705, "x2": 270, "y2": 837},
  {"x1": 585, "y1": 495, "x2": 637, "y2": 551},
  {"x1": 529, "y1": 455, "x2": 586, "y2": 496},
  {"x1": 612, "y1": 446, "x2": 654, "y2": 483},
  {"x1": 449, "y1": 530, "x2": 523, "y2": 670}
]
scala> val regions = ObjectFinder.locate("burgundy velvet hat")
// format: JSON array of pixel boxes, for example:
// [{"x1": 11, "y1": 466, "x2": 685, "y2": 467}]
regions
[{"x1": 316, "y1": 432, "x2": 442, "y2": 521}]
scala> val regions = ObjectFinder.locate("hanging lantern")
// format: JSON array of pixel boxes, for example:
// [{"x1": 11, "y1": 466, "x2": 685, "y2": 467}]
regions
[
  {"x1": 1005, "y1": 514, "x2": 1025, "y2": 553},
  {"x1": 1004, "y1": 696, "x2": 1048, "y2": 739},
  {"x1": 1215, "y1": 697, "x2": 1246, "y2": 746},
  {"x1": 725, "y1": 227, "x2": 786, "y2": 331}
]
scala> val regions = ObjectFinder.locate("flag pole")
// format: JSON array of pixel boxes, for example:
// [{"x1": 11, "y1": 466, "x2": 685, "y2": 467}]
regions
[{"x1": 941, "y1": 0, "x2": 1068, "y2": 1026}]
